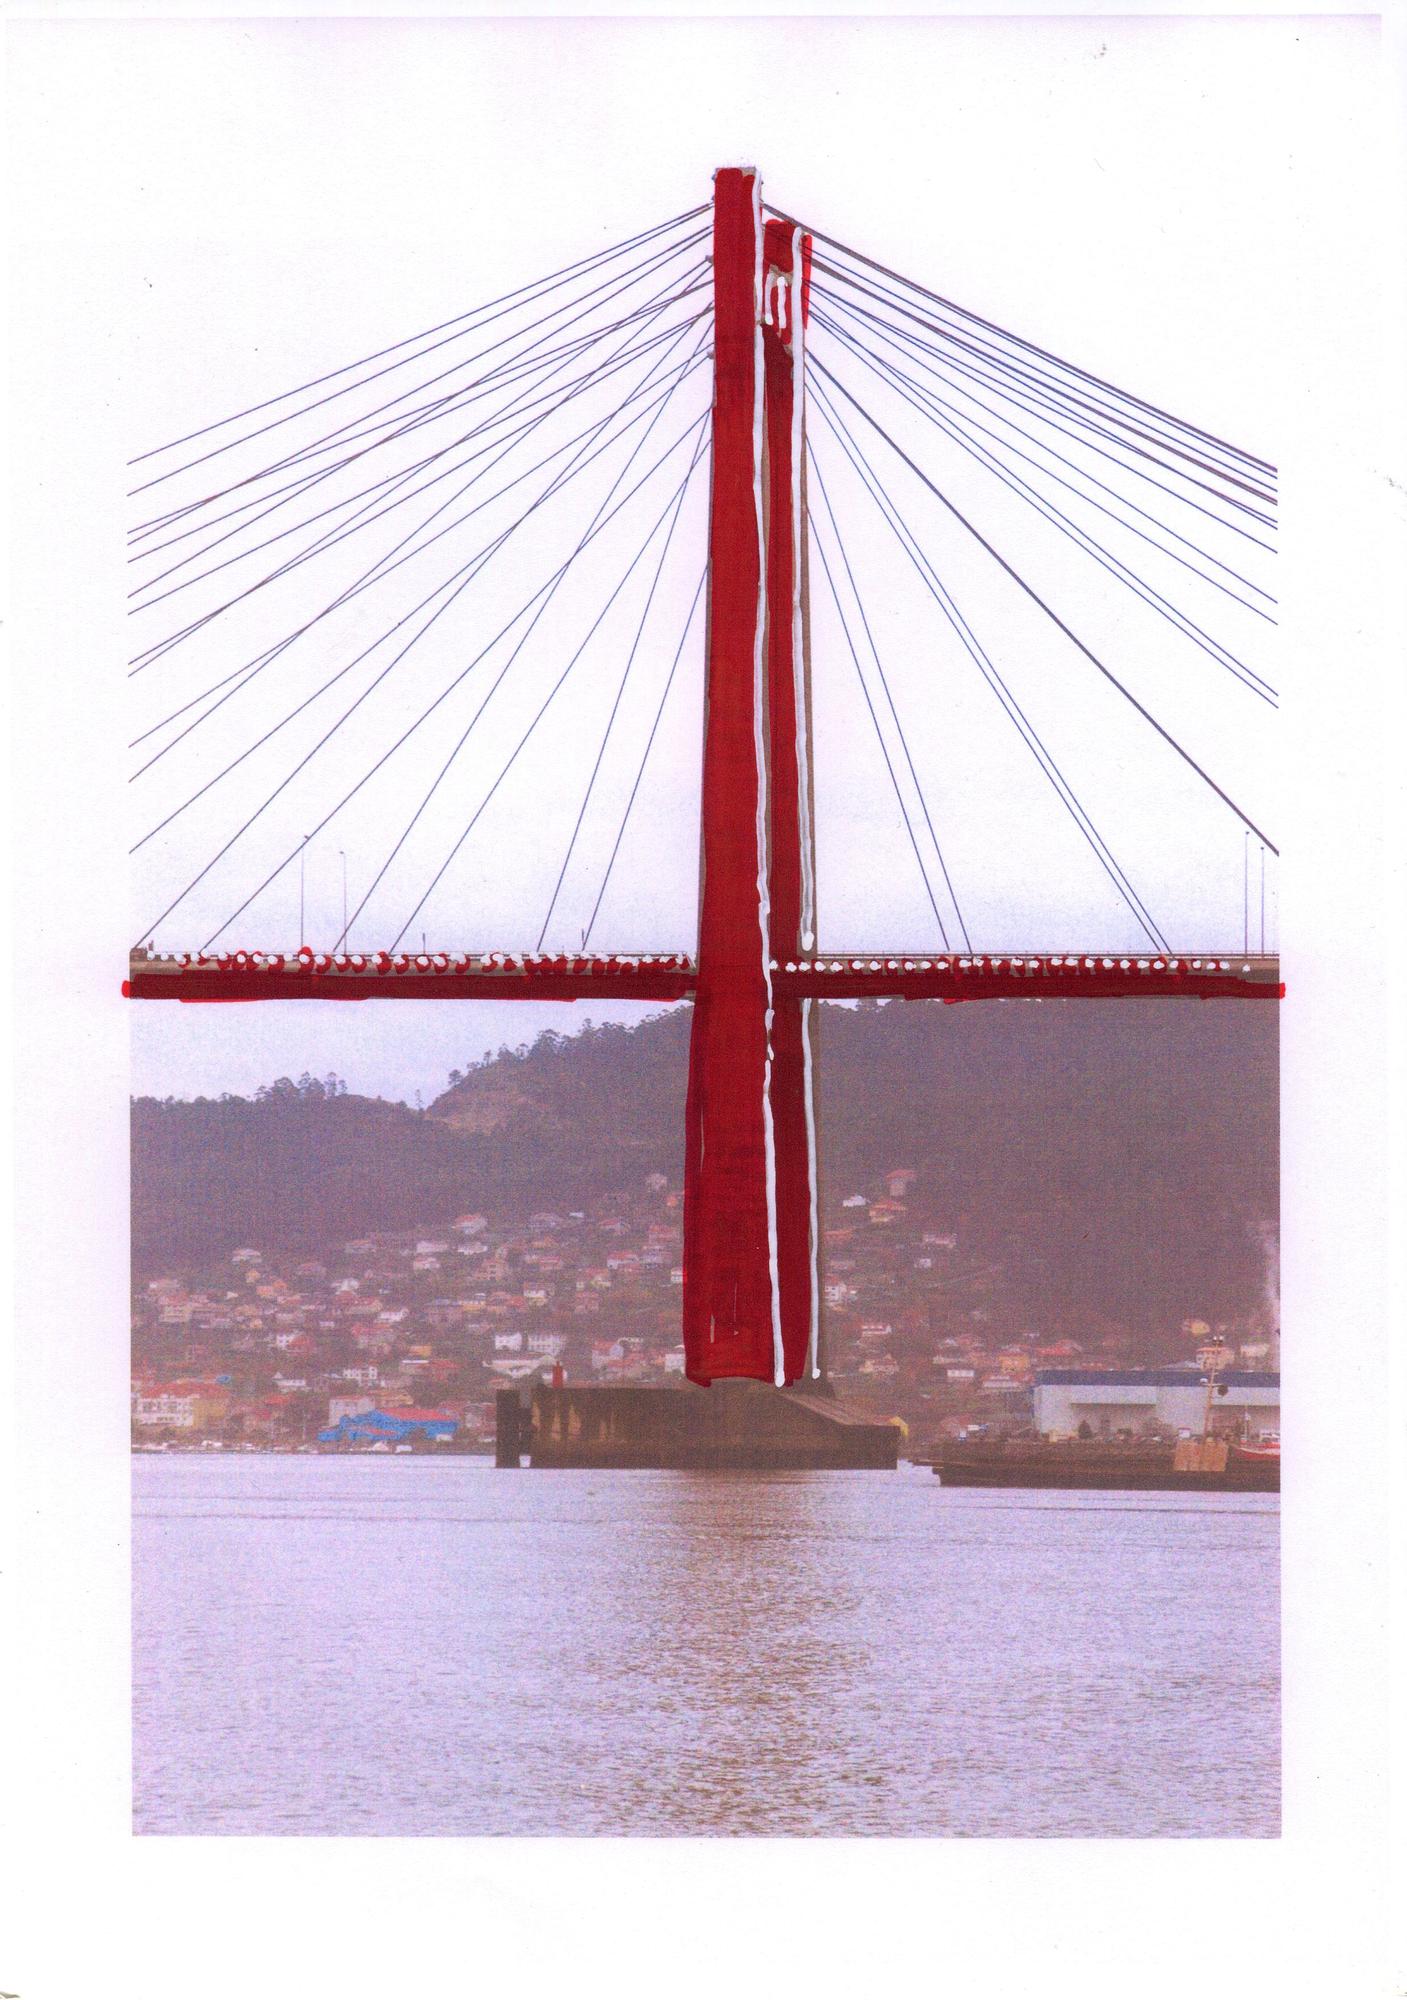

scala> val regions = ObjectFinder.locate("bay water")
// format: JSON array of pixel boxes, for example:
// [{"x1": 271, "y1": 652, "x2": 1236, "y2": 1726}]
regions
[{"x1": 133, "y1": 1455, "x2": 1279, "y2": 1837}]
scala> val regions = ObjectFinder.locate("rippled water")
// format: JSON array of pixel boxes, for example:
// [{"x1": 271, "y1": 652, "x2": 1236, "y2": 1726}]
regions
[{"x1": 133, "y1": 1456, "x2": 1278, "y2": 1837}]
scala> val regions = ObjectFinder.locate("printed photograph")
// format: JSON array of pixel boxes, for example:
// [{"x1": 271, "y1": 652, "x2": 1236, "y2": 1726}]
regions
[{"x1": 112, "y1": 14, "x2": 1291, "y2": 1840}]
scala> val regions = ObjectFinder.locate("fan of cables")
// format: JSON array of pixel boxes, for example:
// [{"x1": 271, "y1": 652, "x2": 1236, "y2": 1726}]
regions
[
  {"x1": 128, "y1": 206, "x2": 714, "y2": 958},
  {"x1": 777, "y1": 206, "x2": 1277, "y2": 958}
]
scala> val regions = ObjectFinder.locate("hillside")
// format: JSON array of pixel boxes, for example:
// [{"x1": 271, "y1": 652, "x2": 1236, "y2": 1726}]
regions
[{"x1": 131, "y1": 997, "x2": 1276, "y2": 1348}]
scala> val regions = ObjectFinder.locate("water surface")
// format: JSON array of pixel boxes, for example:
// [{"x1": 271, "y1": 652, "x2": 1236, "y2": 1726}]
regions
[{"x1": 133, "y1": 1456, "x2": 1279, "y2": 1836}]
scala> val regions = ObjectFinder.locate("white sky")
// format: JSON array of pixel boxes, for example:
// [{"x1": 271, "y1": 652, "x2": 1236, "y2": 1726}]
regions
[
  {"x1": 128, "y1": 993, "x2": 687, "y2": 1102},
  {"x1": 8, "y1": 12, "x2": 1379, "y2": 1095}
]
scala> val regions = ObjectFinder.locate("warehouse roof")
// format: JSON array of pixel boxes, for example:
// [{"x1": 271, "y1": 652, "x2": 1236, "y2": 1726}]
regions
[{"x1": 1035, "y1": 1368, "x2": 1279, "y2": 1389}]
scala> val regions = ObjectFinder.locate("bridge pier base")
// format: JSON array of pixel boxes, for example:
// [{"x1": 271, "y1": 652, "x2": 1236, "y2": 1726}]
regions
[{"x1": 518, "y1": 1380, "x2": 899, "y2": 1471}]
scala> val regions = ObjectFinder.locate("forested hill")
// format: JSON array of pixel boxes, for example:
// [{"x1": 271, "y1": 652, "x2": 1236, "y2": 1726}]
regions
[{"x1": 131, "y1": 998, "x2": 1276, "y2": 1344}]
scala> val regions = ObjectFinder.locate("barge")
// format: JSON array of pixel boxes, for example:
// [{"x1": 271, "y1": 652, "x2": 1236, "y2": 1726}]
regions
[{"x1": 931, "y1": 1436, "x2": 1279, "y2": 1493}]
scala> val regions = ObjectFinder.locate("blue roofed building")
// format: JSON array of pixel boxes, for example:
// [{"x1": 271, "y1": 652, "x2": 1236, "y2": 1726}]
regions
[{"x1": 317, "y1": 1407, "x2": 459, "y2": 1447}]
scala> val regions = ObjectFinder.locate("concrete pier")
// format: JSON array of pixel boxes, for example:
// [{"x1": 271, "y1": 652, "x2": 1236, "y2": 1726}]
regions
[{"x1": 504, "y1": 1380, "x2": 900, "y2": 1470}]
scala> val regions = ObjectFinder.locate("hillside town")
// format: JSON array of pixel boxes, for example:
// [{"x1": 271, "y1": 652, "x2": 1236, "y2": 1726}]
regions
[{"x1": 132, "y1": 1162, "x2": 1278, "y2": 1454}]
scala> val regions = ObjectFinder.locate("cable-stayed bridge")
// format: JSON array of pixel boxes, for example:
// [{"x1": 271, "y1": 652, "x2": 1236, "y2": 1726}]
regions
[{"x1": 125, "y1": 166, "x2": 1280, "y2": 1388}]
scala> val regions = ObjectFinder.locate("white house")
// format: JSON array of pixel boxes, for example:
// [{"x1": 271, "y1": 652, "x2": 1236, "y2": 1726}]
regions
[{"x1": 327, "y1": 1392, "x2": 378, "y2": 1426}]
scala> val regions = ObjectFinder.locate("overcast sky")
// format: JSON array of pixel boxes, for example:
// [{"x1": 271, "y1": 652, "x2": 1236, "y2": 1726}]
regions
[
  {"x1": 128, "y1": 995, "x2": 682, "y2": 1104},
  {"x1": 10, "y1": 12, "x2": 1380, "y2": 1098}
]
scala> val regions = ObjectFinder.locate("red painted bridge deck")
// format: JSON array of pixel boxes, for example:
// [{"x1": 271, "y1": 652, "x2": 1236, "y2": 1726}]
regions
[{"x1": 126, "y1": 949, "x2": 1281, "y2": 1003}]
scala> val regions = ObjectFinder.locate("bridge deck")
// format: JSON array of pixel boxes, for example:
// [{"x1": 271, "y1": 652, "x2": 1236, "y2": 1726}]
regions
[{"x1": 126, "y1": 949, "x2": 1281, "y2": 1002}]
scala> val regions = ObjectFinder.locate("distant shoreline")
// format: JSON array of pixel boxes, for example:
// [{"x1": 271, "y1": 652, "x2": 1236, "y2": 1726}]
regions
[{"x1": 132, "y1": 1444, "x2": 495, "y2": 1458}]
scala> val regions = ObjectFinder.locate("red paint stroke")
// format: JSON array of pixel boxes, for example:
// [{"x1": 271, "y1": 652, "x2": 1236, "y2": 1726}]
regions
[
  {"x1": 763, "y1": 214, "x2": 817, "y2": 1384},
  {"x1": 682, "y1": 166, "x2": 775, "y2": 1385}
]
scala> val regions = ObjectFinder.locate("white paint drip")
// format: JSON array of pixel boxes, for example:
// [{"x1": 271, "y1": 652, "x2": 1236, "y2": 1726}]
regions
[
  {"x1": 787, "y1": 226, "x2": 817, "y2": 955},
  {"x1": 801, "y1": 996, "x2": 821, "y2": 1377},
  {"x1": 763, "y1": 264, "x2": 787, "y2": 334},
  {"x1": 749, "y1": 175, "x2": 785, "y2": 1388}
]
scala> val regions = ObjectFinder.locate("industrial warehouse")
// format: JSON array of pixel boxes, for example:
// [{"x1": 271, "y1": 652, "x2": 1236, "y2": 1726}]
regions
[{"x1": 1033, "y1": 1366, "x2": 1280, "y2": 1440}]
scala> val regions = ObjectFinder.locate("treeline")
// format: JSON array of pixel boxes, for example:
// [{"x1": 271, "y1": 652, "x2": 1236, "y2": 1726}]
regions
[{"x1": 136, "y1": 1072, "x2": 352, "y2": 1109}]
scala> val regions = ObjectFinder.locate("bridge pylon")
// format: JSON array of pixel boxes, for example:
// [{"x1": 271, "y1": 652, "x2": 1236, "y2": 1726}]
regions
[{"x1": 682, "y1": 167, "x2": 820, "y2": 1387}]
